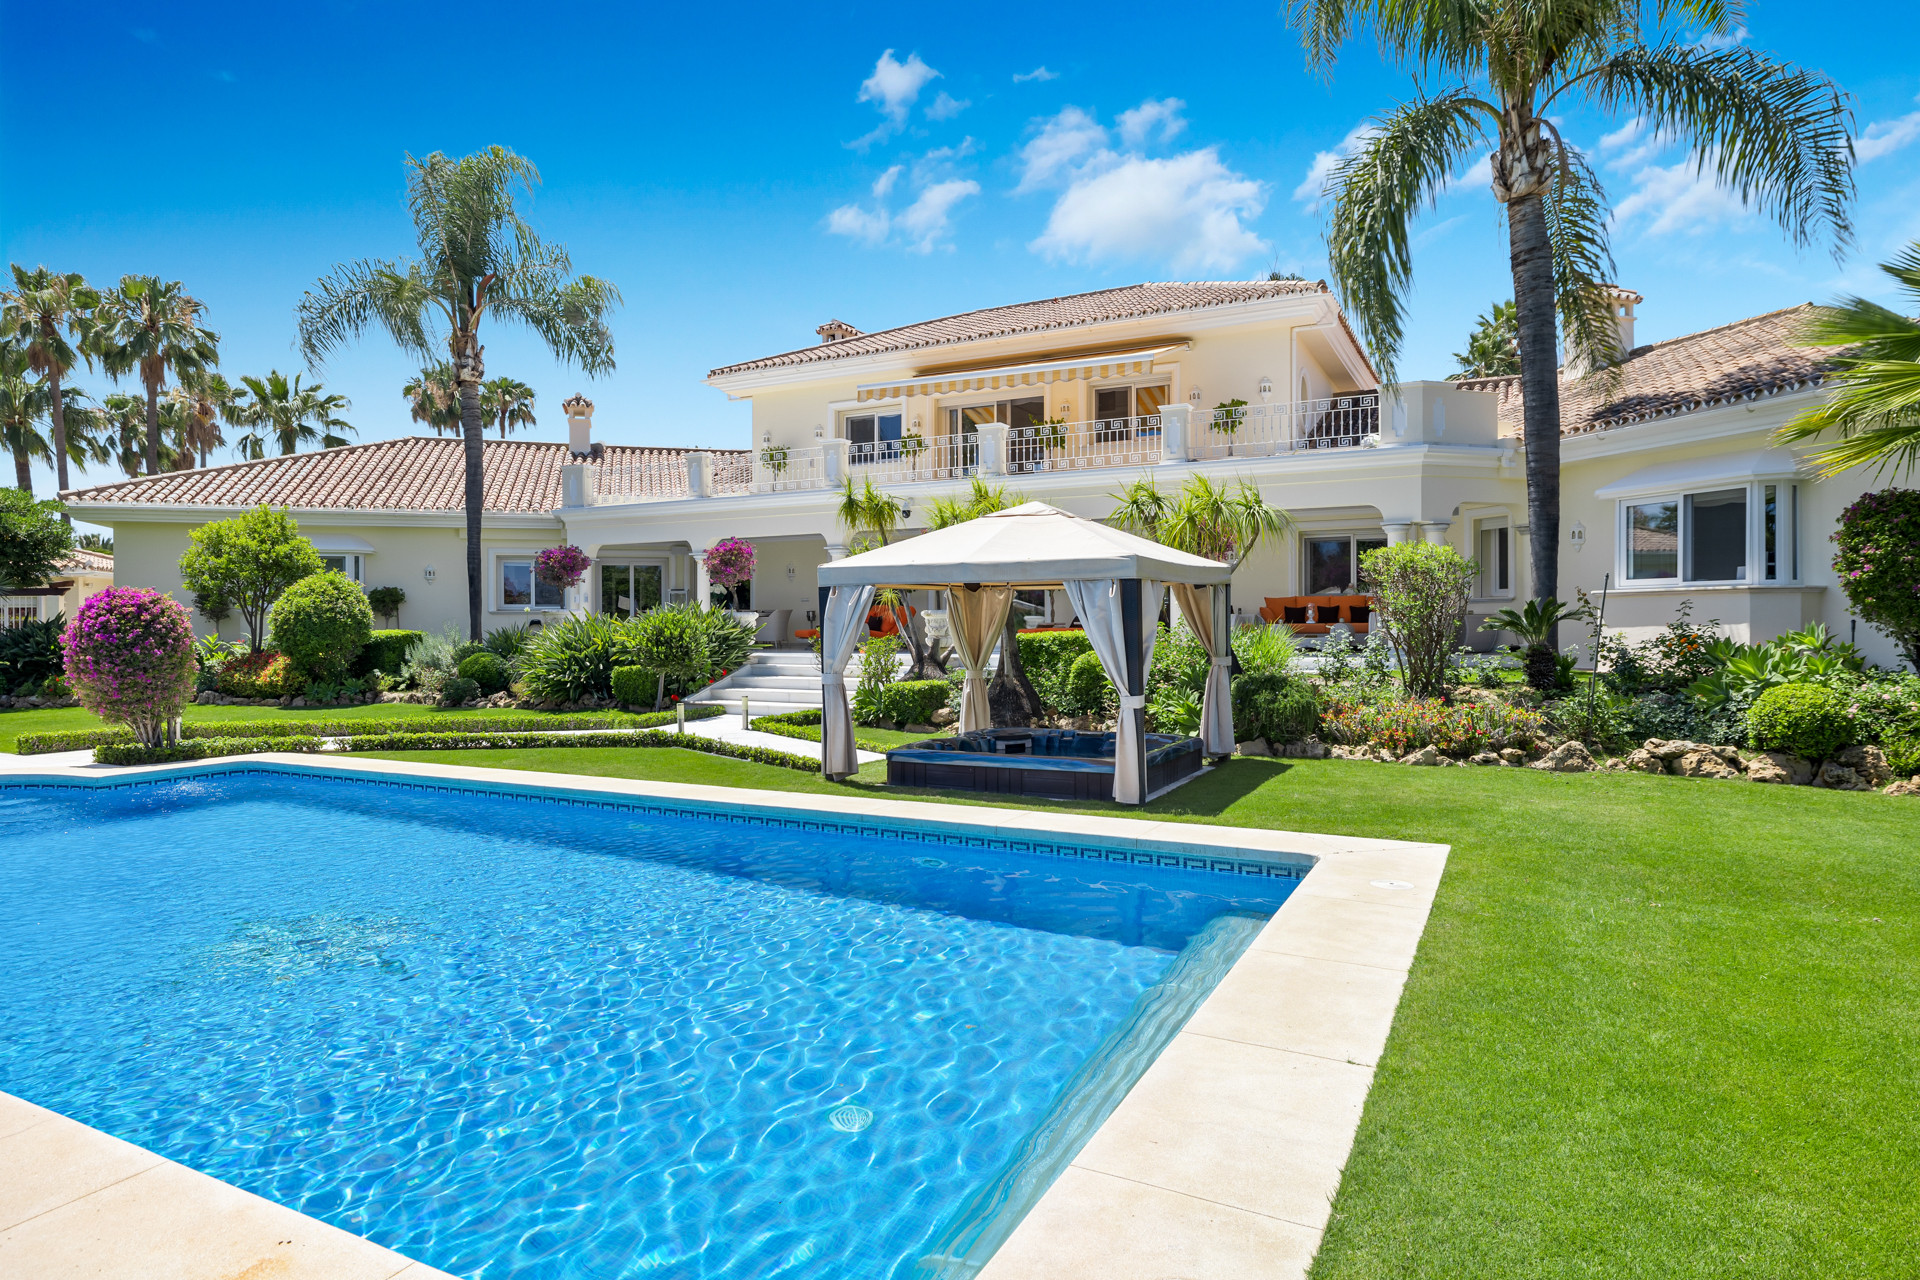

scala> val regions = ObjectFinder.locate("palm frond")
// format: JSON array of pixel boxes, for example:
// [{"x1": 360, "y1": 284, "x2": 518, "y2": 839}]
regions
[
  {"x1": 295, "y1": 259, "x2": 438, "y2": 368},
  {"x1": 1584, "y1": 43, "x2": 1855, "y2": 255},
  {"x1": 1323, "y1": 89, "x2": 1492, "y2": 385},
  {"x1": 1542, "y1": 142, "x2": 1624, "y2": 376},
  {"x1": 1777, "y1": 242, "x2": 1920, "y2": 476}
]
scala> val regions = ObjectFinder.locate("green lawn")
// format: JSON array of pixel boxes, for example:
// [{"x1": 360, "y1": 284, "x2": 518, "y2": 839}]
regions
[
  {"x1": 0, "y1": 702, "x2": 672, "y2": 752},
  {"x1": 344, "y1": 746, "x2": 1918, "y2": 1278}
]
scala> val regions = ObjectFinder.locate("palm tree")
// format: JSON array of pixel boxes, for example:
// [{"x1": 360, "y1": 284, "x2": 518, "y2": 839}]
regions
[
  {"x1": 1288, "y1": 0, "x2": 1855, "y2": 653},
  {"x1": 1777, "y1": 240, "x2": 1920, "y2": 477},
  {"x1": 0, "y1": 340, "x2": 53, "y2": 491},
  {"x1": 0, "y1": 266, "x2": 99, "y2": 498},
  {"x1": 1446, "y1": 301, "x2": 1521, "y2": 379},
  {"x1": 96, "y1": 275, "x2": 220, "y2": 476},
  {"x1": 170, "y1": 369, "x2": 240, "y2": 467},
  {"x1": 297, "y1": 146, "x2": 620, "y2": 641},
  {"x1": 232, "y1": 371, "x2": 355, "y2": 458},
  {"x1": 95, "y1": 392, "x2": 164, "y2": 478},
  {"x1": 404, "y1": 363, "x2": 462, "y2": 433},
  {"x1": 834, "y1": 475, "x2": 903, "y2": 551},
  {"x1": 1107, "y1": 474, "x2": 1292, "y2": 571},
  {"x1": 480, "y1": 376, "x2": 537, "y2": 437}
]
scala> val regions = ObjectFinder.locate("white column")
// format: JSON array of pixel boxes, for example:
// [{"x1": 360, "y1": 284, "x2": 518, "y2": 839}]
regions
[
  {"x1": 693, "y1": 545, "x2": 714, "y2": 608},
  {"x1": 974, "y1": 422, "x2": 1009, "y2": 476},
  {"x1": 824, "y1": 543, "x2": 849, "y2": 560},
  {"x1": 1380, "y1": 521, "x2": 1415, "y2": 545},
  {"x1": 1159, "y1": 402, "x2": 1192, "y2": 463},
  {"x1": 1419, "y1": 521, "x2": 1452, "y2": 546}
]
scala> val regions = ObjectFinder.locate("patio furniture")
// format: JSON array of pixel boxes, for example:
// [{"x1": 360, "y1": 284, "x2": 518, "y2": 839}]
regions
[
  {"x1": 1258, "y1": 594, "x2": 1372, "y2": 636},
  {"x1": 753, "y1": 608, "x2": 792, "y2": 646}
]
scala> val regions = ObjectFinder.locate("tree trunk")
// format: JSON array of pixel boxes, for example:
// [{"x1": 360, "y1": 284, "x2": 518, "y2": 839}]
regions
[
  {"x1": 987, "y1": 615, "x2": 1041, "y2": 726},
  {"x1": 47, "y1": 372, "x2": 71, "y2": 501},
  {"x1": 143, "y1": 376, "x2": 162, "y2": 476},
  {"x1": 456, "y1": 346, "x2": 487, "y2": 642},
  {"x1": 12, "y1": 448, "x2": 31, "y2": 492},
  {"x1": 1507, "y1": 191, "x2": 1564, "y2": 652}
]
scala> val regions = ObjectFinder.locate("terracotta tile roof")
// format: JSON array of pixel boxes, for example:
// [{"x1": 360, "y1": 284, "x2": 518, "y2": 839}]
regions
[
  {"x1": 1454, "y1": 304, "x2": 1835, "y2": 436},
  {"x1": 709, "y1": 280, "x2": 1329, "y2": 377},
  {"x1": 60, "y1": 437, "x2": 748, "y2": 514},
  {"x1": 57, "y1": 548, "x2": 114, "y2": 574}
]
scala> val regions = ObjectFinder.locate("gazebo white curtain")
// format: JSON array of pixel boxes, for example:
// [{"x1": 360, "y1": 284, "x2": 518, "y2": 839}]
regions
[
  {"x1": 1064, "y1": 578, "x2": 1165, "y2": 804},
  {"x1": 945, "y1": 584, "x2": 1013, "y2": 733},
  {"x1": 1171, "y1": 583, "x2": 1233, "y2": 756},
  {"x1": 819, "y1": 583, "x2": 876, "y2": 780}
]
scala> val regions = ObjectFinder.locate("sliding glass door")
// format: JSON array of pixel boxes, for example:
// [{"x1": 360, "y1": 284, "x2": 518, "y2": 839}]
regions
[{"x1": 599, "y1": 563, "x2": 664, "y2": 618}]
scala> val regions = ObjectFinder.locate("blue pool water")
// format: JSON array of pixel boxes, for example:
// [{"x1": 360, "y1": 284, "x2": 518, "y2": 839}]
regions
[{"x1": 0, "y1": 767, "x2": 1296, "y2": 1279}]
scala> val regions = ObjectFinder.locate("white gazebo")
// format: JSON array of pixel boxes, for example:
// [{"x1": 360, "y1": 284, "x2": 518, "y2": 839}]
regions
[{"x1": 813, "y1": 503, "x2": 1234, "y2": 804}]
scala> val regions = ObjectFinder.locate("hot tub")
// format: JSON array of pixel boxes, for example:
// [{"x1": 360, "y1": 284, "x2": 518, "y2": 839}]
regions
[{"x1": 886, "y1": 728, "x2": 1206, "y2": 800}]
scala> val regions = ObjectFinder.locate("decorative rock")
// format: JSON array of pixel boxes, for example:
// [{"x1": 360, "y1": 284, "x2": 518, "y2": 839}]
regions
[
  {"x1": 1672, "y1": 749, "x2": 1741, "y2": 780},
  {"x1": 1745, "y1": 751, "x2": 1813, "y2": 786},
  {"x1": 1498, "y1": 747, "x2": 1527, "y2": 765},
  {"x1": 1642, "y1": 738, "x2": 1699, "y2": 762},
  {"x1": 1401, "y1": 745, "x2": 1441, "y2": 766},
  {"x1": 904, "y1": 722, "x2": 936, "y2": 734},
  {"x1": 929, "y1": 706, "x2": 957, "y2": 727},
  {"x1": 1814, "y1": 761, "x2": 1870, "y2": 791},
  {"x1": 1529, "y1": 741, "x2": 1596, "y2": 773},
  {"x1": 1834, "y1": 744, "x2": 1891, "y2": 788},
  {"x1": 1235, "y1": 738, "x2": 1272, "y2": 757},
  {"x1": 1601, "y1": 757, "x2": 1625, "y2": 771},
  {"x1": 1620, "y1": 748, "x2": 1666, "y2": 775},
  {"x1": 1884, "y1": 777, "x2": 1920, "y2": 797},
  {"x1": 1468, "y1": 751, "x2": 1504, "y2": 766},
  {"x1": 1279, "y1": 739, "x2": 1330, "y2": 759}
]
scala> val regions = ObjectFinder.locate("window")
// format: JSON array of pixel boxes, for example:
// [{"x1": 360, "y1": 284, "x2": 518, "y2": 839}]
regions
[
  {"x1": 499, "y1": 558, "x2": 564, "y2": 610},
  {"x1": 319, "y1": 553, "x2": 363, "y2": 582},
  {"x1": 846, "y1": 411, "x2": 903, "y2": 463},
  {"x1": 1095, "y1": 387, "x2": 1131, "y2": 422},
  {"x1": 1475, "y1": 521, "x2": 1511, "y2": 597},
  {"x1": 598, "y1": 563, "x2": 663, "y2": 618},
  {"x1": 1620, "y1": 482, "x2": 1795, "y2": 585},
  {"x1": 1306, "y1": 534, "x2": 1387, "y2": 594}
]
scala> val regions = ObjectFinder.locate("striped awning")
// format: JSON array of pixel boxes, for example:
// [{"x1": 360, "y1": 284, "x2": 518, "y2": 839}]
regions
[{"x1": 853, "y1": 343, "x2": 1188, "y2": 403}]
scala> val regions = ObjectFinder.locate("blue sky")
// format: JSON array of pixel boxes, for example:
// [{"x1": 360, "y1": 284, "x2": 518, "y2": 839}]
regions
[{"x1": 4, "y1": 0, "x2": 1917, "y2": 511}]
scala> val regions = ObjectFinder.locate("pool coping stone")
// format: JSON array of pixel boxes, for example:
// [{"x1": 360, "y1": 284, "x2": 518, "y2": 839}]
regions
[{"x1": 2, "y1": 751, "x2": 1448, "y2": 1280}]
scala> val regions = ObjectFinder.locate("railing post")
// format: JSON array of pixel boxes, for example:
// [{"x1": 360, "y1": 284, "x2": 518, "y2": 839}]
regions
[
  {"x1": 686, "y1": 451, "x2": 713, "y2": 498},
  {"x1": 559, "y1": 463, "x2": 598, "y2": 507},
  {"x1": 1160, "y1": 403, "x2": 1191, "y2": 463},
  {"x1": 821, "y1": 438, "x2": 850, "y2": 486},
  {"x1": 975, "y1": 422, "x2": 1009, "y2": 476}
]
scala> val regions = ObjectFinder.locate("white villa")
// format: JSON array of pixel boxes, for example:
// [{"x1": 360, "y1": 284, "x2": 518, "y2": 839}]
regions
[{"x1": 61, "y1": 279, "x2": 1915, "y2": 671}]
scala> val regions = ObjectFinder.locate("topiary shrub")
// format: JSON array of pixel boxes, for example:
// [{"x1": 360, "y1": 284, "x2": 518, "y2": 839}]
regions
[
  {"x1": 217, "y1": 651, "x2": 297, "y2": 699},
  {"x1": 267, "y1": 571, "x2": 374, "y2": 683},
  {"x1": 610, "y1": 664, "x2": 661, "y2": 709},
  {"x1": 456, "y1": 650, "x2": 511, "y2": 694},
  {"x1": 60, "y1": 587, "x2": 197, "y2": 747},
  {"x1": 878, "y1": 679, "x2": 950, "y2": 726},
  {"x1": 1747, "y1": 682, "x2": 1854, "y2": 760},
  {"x1": 1059, "y1": 650, "x2": 1114, "y2": 716},
  {"x1": 1233, "y1": 672, "x2": 1320, "y2": 744},
  {"x1": 440, "y1": 676, "x2": 481, "y2": 706},
  {"x1": 366, "y1": 585, "x2": 406, "y2": 626},
  {"x1": 356, "y1": 629, "x2": 424, "y2": 676},
  {"x1": 1832, "y1": 489, "x2": 1920, "y2": 671},
  {"x1": 451, "y1": 641, "x2": 489, "y2": 665}
]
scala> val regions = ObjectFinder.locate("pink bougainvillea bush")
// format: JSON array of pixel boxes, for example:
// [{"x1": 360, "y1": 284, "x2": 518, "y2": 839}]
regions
[
  {"x1": 536, "y1": 544, "x2": 593, "y2": 589},
  {"x1": 62, "y1": 587, "x2": 198, "y2": 746},
  {"x1": 703, "y1": 538, "x2": 756, "y2": 591}
]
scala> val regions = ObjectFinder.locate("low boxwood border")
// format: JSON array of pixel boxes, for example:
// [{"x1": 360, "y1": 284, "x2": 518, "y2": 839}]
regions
[
  {"x1": 93, "y1": 724, "x2": 819, "y2": 772},
  {"x1": 748, "y1": 707, "x2": 909, "y2": 754},
  {"x1": 21, "y1": 705, "x2": 723, "y2": 755}
]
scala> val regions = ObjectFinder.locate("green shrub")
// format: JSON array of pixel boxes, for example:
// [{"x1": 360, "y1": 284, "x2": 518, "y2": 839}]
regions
[
  {"x1": 0, "y1": 615, "x2": 67, "y2": 690},
  {"x1": 1018, "y1": 629, "x2": 1093, "y2": 712},
  {"x1": 440, "y1": 676, "x2": 481, "y2": 706},
  {"x1": 484, "y1": 624, "x2": 535, "y2": 661},
  {"x1": 457, "y1": 651, "x2": 511, "y2": 694},
  {"x1": 95, "y1": 735, "x2": 324, "y2": 765},
  {"x1": 1321, "y1": 692, "x2": 1549, "y2": 756},
  {"x1": 689, "y1": 605, "x2": 756, "y2": 680},
  {"x1": 1884, "y1": 726, "x2": 1920, "y2": 778},
  {"x1": 1359, "y1": 542, "x2": 1476, "y2": 698},
  {"x1": 1832, "y1": 489, "x2": 1920, "y2": 671},
  {"x1": 217, "y1": 650, "x2": 298, "y2": 698},
  {"x1": 366, "y1": 585, "x2": 406, "y2": 624},
  {"x1": 1060, "y1": 651, "x2": 1114, "y2": 716},
  {"x1": 267, "y1": 571, "x2": 374, "y2": 683},
  {"x1": 1232, "y1": 672, "x2": 1319, "y2": 744},
  {"x1": 852, "y1": 634, "x2": 900, "y2": 726},
  {"x1": 610, "y1": 664, "x2": 661, "y2": 709},
  {"x1": 357, "y1": 629, "x2": 424, "y2": 676},
  {"x1": 19, "y1": 710, "x2": 720, "y2": 755},
  {"x1": 400, "y1": 627, "x2": 464, "y2": 695},
  {"x1": 878, "y1": 679, "x2": 949, "y2": 726},
  {"x1": 1230, "y1": 623, "x2": 1297, "y2": 678},
  {"x1": 631, "y1": 606, "x2": 707, "y2": 707},
  {"x1": 334, "y1": 729, "x2": 819, "y2": 771},
  {"x1": 1747, "y1": 682, "x2": 1855, "y2": 760},
  {"x1": 515, "y1": 613, "x2": 644, "y2": 703},
  {"x1": 451, "y1": 641, "x2": 488, "y2": 665}
]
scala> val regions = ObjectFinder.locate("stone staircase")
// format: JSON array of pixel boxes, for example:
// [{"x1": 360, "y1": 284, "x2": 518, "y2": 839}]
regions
[{"x1": 691, "y1": 650, "x2": 832, "y2": 715}]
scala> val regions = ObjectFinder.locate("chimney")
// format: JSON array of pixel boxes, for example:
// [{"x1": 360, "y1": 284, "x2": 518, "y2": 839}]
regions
[
  {"x1": 1607, "y1": 286, "x2": 1641, "y2": 356},
  {"x1": 563, "y1": 393, "x2": 594, "y2": 456},
  {"x1": 815, "y1": 319, "x2": 861, "y2": 345}
]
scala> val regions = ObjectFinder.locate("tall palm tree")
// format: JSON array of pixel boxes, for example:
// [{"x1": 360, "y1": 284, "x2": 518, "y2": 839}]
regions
[
  {"x1": 95, "y1": 392, "x2": 164, "y2": 478},
  {"x1": 170, "y1": 368, "x2": 240, "y2": 467},
  {"x1": 404, "y1": 362, "x2": 462, "y2": 433},
  {"x1": 1777, "y1": 240, "x2": 1920, "y2": 477},
  {"x1": 0, "y1": 266, "x2": 99, "y2": 497},
  {"x1": 480, "y1": 376, "x2": 537, "y2": 437},
  {"x1": 297, "y1": 146, "x2": 620, "y2": 640},
  {"x1": 232, "y1": 371, "x2": 355, "y2": 459},
  {"x1": 0, "y1": 340, "x2": 54, "y2": 491},
  {"x1": 1288, "y1": 0, "x2": 1854, "y2": 651},
  {"x1": 96, "y1": 275, "x2": 220, "y2": 476},
  {"x1": 1446, "y1": 300, "x2": 1521, "y2": 379}
]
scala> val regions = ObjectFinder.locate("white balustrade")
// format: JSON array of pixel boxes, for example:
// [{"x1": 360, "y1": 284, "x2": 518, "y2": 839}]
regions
[
  {"x1": 1005, "y1": 414, "x2": 1167, "y2": 475},
  {"x1": 1188, "y1": 396, "x2": 1381, "y2": 460}
]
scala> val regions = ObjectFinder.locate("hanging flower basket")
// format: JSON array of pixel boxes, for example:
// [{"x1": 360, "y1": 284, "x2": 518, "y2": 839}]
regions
[
  {"x1": 536, "y1": 544, "x2": 592, "y2": 589},
  {"x1": 704, "y1": 537, "x2": 756, "y2": 590}
]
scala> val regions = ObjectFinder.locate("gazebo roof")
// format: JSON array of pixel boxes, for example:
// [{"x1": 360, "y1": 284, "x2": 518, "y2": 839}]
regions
[{"x1": 815, "y1": 502, "x2": 1232, "y2": 588}]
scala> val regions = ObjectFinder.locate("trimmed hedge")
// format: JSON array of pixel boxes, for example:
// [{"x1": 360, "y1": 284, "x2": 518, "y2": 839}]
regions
[
  {"x1": 748, "y1": 707, "x2": 902, "y2": 754},
  {"x1": 1018, "y1": 629, "x2": 1093, "y2": 712},
  {"x1": 610, "y1": 664, "x2": 661, "y2": 709},
  {"x1": 335, "y1": 730, "x2": 820, "y2": 771},
  {"x1": 457, "y1": 651, "x2": 511, "y2": 694},
  {"x1": 96, "y1": 736, "x2": 325, "y2": 765},
  {"x1": 358, "y1": 630, "x2": 424, "y2": 676},
  {"x1": 18, "y1": 708, "x2": 723, "y2": 755},
  {"x1": 878, "y1": 679, "x2": 949, "y2": 726},
  {"x1": 1748, "y1": 682, "x2": 1854, "y2": 760}
]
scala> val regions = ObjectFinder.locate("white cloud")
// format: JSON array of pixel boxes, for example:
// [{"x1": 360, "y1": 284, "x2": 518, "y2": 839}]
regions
[
  {"x1": 1017, "y1": 106, "x2": 1110, "y2": 191},
  {"x1": 826, "y1": 203, "x2": 890, "y2": 246},
  {"x1": 1597, "y1": 116, "x2": 1670, "y2": 170},
  {"x1": 1117, "y1": 98, "x2": 1186, "y2": 148},
  {"x1": 1014, "y1": 66, "x2": 1058, "y2": 83},
  {"x1": 1448, "y1": 153, "x2": 1493, "y2": 192},
  {"x1": 1856, "y1": 104, "x2": 1920, "y2": 163},
  {"x1": 1292, "y1": 121, "x2": 1377, "y2": 209},
  {"x1": 898, "y1": 180, "x2": 981, "y2": 252},
  {"x1": 1691, "y1": 23, "x2": 1748, "y2": 50},
  {"x1": 1031, "y1": 149, "x2": 1268, "y2": 272},
  {"x1": 925, "y1": 91, "x2": 970, "y2": 121},
  {"x1": 872, "y1": 165, "x2": 903, "y2": 198},
  {"x1": 858, "y1": 49, "x2": 939, "y2": 124},
  {"x1": 1612, "y1": 157, "x2": 1752, "y2": 236}
]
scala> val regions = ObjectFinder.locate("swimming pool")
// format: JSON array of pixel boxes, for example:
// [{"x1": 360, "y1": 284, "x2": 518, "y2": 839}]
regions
[{"x1": 0, "y1": 766, "x2": 1300, "y2": 1279}]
